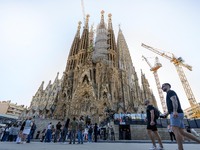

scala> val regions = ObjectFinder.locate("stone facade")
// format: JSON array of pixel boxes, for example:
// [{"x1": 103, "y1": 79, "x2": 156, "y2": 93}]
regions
[
  {"x1": 28, "y1": 11, "x2": 157, "y2": 123},
  {"x1": 27, "y1": 72, "x2": 62, "y2": 118}
]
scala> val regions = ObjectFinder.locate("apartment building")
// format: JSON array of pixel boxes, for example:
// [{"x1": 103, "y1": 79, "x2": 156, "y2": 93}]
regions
[{"x1": 0, "y1": 100, "x2": 25, "y2": 117}]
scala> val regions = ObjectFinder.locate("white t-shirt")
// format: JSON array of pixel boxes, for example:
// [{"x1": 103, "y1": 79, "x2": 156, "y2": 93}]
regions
[
  {"x1": 47, "y1": 124, "x2": 52, "y2": 130},
  {"x1": 84, "y1": 128, "x2": 88, "y2": 134}
]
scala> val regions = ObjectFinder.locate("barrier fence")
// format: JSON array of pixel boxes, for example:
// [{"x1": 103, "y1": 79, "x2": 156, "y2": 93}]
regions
[{"x1": 113, "y1": 113, "x2": 200, "y2": 128}]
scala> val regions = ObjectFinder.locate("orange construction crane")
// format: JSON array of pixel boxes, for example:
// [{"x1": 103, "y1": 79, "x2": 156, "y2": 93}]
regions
[
  {"x1": 141, "y1": 43, "x2": 200, "y2": 118},
  {"x1": 142, "y1": 55, "x2": 167, "y2": 113}
]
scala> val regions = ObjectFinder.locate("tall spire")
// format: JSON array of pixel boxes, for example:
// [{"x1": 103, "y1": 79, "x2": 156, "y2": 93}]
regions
[
  {"x1": 89, "y1": 24, "x2": 94, "y2": 51},
  {"x1": 35, "y1": 81, "x2": 44, "y2": 96},
  {"x1": 107, "y1": 13, "x2": 117, "y2": 67},
  {"x1": 79, "y1": 14, "x2": 89, "y2": 50},
  {"x1": 118, "y1": 24, "x2": 122, "y2": 32},
  {"x1": 99, "y1": 10, "x2": 106, "y2": 29},
  {"x1": 89, "y1": 24, "x2": 94, "y2": 42},
  {"x1": 38, "y1": 81, "x2": 44, "y2": 92},
  {"x1": 46, "y1": 80, "x2": 52, "y2": 89},
  {"x1": 85, "y1": 14, "x2": 89, "y2": 29},
  {"x1": 93, "y1": 11, "x2": 108, "y2": 64},
  {"x1": 108, "y1": 13, "x2": 113, "y2": 30},
  {"x1": 76, "y1": 21, "x2": 82, "y2": 37},
  {"x1": 53, "y1": 72, "x2": 59, "y2": 83},
  {"x1": 69, "y1": 21, "x2": 81, "y2": 57},
  {"x1": 117, "y1": 27, "x2": 133, "y2": 69},
  {"x1": 117, "y1": 27, "x2": 136, "y2": 86},
  {"x1": 107, "y1": 13, "x2": 116, "y2": 50}
]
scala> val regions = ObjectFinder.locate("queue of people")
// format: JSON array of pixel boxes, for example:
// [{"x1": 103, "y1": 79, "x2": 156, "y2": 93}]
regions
[
  {"x1": 0, "y1": 117, "x2": 36, "y2": 144},
  {"x1": 39, "y1": 116, "x2": 104, "y2": 144}
]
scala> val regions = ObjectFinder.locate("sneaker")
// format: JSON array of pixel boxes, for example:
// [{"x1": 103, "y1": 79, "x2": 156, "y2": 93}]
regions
[
  {"x1": 149, "y1": 145, "x2": 157, "y2": 150},
  {"x1": 157, "y1": 146, "x2": 164, "y2": 150}
]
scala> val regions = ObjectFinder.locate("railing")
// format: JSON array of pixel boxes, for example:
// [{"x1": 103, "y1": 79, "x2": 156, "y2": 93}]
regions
[{"x1": 113, "y1": 113, "x2": 200, "y2": 128}]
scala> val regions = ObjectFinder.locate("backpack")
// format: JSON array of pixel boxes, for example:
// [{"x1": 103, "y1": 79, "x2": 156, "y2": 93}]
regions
[
  {"x1": 78, "y1": 121, "x2": 84, "y2": 130},
  {"x1": 88, "y1": 126, "x2": 93, "y2": 133},
  {"x1": 154, "y1": 107, "x2": 161, "y2": 119}
]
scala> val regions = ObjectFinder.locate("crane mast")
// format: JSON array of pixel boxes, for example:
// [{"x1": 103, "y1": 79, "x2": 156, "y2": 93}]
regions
[
  {"x1": 142, "y1": 56, "x2": 167, "y2": 113},
  {"x1": 81, "y1": 0, "x2": 86, "y2": 24},
  {"x1": 141, "y1": 43, "x2": 199, "y2": 118}
]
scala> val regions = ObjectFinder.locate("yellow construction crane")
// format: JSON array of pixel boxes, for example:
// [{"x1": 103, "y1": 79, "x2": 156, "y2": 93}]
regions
[
  {"x1": 142, "y1": 55, "x2": 167, "y2": 113},
  {"x1": 141, "y1": 43, "x2": 200, "y2": 118}
]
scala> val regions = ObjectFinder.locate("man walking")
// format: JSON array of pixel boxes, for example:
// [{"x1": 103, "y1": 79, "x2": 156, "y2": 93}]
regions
[
  {"x1": 144, "y1": 99, "x2": 164, "y2": 150},
  {"x1": 162, "y1": 83, "x2": 200, "y2": 150}
]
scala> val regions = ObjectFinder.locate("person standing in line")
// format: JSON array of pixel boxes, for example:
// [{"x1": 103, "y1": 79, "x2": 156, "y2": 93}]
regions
[
  {"x1": 45, "y1": 122, "x2": 52, "y2": 143},
  {"x1": 0, "y1": 126, "x2": 5, "y2": 141},
  {"x1": 8, "y1": 124, "x2": 14, "y2": 141},
  {"x1": 77, "y1": 116, "x2": 84, "y2": 144},
  {"x1": 27, "y1": 119, "x2": 36, "y2": 143},
  {"x1": 40, "y1": 129, "x2": 46, "y2": 142},
  {"x1": 16, "y1": 120, "x2": 26, "y2": 144},
  {"x1": 69, "y1": 117, "x2": 78, "y2": 144},
  {"x1": 87, "y1": 124, "x2": 93, "y2": 143},
  {"x1": 144, "y1": 99, "x2": 164, "y2": 150},
  {"x1": 1, "y1": 124, "x2": 9, "y2": 141},
  {"x1": 54, "y1": 121, "x2": 62, "y2": 142},
  {"x1": 62, "y1": 118, "x2": 70, "y2": 143},
  {"x1": 51, "y1": 125, "x2": 55, "y2": 140},
  {"x1": 30, "y1": 120, "x2": 36, "y2": 139},
  {"x1": 83, "y1": 126, "x2": 88, "y2": 141},
  {"x1": 12, "y1": 124, "x2": 20, "y2": 142},
  {"x1": 94, "y1": 123, "x2": 98, "y2": 142},
  {"x1": 167, "y1": 124, "x2": 176, "y2": 142},
  {"x1": 110, "y1": 125, "x2": 115, "y2": 141},
  {"x1": 22, "y1": 117, "x2": 33, "y2": 143},
  {"x1": 162, "y1": 83, "x2": 200, "y2": 150}
]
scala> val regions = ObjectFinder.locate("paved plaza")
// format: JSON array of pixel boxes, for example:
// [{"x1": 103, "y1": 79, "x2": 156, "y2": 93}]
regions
[{"x1": 0, "y1": 142, "x2": 199, "y2": 150}]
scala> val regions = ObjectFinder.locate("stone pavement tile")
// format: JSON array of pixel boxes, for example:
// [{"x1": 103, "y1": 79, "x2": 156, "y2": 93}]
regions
[{"x1": 0, "y1": 142, "x2": 199, "y2": 150}]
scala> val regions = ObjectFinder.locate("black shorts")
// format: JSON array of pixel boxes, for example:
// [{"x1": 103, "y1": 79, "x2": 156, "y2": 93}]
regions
[{"x1": 147, "y1": 124, "x2": 157, "y2": 131}]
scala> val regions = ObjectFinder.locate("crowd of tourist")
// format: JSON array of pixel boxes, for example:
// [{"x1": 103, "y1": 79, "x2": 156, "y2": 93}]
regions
[
  {"x1": 0, "y1": 116, "x2": 115, "y2": 144},
  {"x1": 0, "y1": 117, "x2": 36, "y2": 143}
]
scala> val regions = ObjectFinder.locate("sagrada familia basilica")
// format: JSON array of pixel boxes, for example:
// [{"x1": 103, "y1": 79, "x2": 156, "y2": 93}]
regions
[{"x1": 27, "y1": 11, "x2": 157, "y2": 123}]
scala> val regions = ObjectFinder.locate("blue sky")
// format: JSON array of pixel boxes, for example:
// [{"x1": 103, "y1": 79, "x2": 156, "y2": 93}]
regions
[{"x1": 0, "y1": 0, "x2": 199, "y2": 112}]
